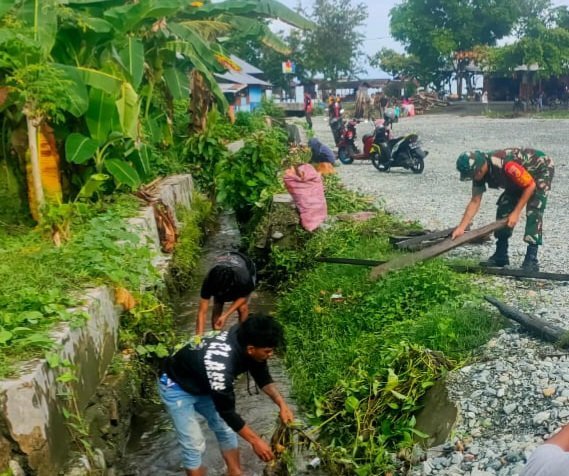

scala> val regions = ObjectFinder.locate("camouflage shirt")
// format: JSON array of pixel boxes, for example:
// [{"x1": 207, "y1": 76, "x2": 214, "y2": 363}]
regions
[{"x1": 473, "y1": 148, "x2": 554, "y2": 196}]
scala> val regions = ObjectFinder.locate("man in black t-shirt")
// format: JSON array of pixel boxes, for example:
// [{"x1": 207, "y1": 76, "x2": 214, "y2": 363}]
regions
[
  {"x1": 160, "y1": 315, "x2": 293, "y2": 476},
  {"x1": 196, "y1": 252, "x2": 256, "y2": 336}
]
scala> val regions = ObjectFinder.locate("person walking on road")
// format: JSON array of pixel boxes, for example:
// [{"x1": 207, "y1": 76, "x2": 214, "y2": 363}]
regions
[
  {"x1": 303, "y1": 92, "x2": 313, "y2": 130},
  {"x1": 196, "y1": 251, "x2": 256, "y2": 336},
  {"x1": 160, "y1": 314, "x2": 294, "y2": 476},
  {"x1": 453, "y1": 148, "x2": 555, "y2": 272}
]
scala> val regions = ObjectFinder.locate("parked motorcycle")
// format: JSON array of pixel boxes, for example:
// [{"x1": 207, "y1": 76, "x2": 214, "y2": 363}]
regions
[
  {"x1": 371, "y1": 118, "x2": 428, "y2": 173},
  {"x1": 336, "y1": 118, "x2": 361, "y2": 163}
]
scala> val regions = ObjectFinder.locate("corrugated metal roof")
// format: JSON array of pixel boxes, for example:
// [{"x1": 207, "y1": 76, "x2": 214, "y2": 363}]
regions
[
  {"x1": 215, "y1": 71, "x2": 271, "y2": 87},
  {"x1": 229, "y1": 55, "x2": 263, "y2": 75},
  {"x1": 219, "y1": 82, "x2": 247, "y2": 94}
]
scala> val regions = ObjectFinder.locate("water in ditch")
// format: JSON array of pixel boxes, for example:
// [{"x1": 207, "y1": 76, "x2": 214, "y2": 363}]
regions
[{"x1": 119, "y1": 213, "x2": 327, "y2": 476}]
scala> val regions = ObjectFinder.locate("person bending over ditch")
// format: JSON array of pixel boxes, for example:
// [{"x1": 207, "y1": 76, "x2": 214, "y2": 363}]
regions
[
  {"x1": 159, "y1": 314, "x2": 294, "y2": 476},
  {"x1": 196, "y1": 251, "x2": 256, "y2": 336},
  {"x1": 452, "y1": 148, "x2": 555, "y2": 272},
  {"x1": 521, "y1": 423, "x2": 569, "y2": 475}
]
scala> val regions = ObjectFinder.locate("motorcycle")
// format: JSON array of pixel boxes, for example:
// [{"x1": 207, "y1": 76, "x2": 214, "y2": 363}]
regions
[
  {"x1": 370, "y1": 118, "x2": 428, "y2": 174},
  {"x1": 336, "y1": 118, "x2": 362, "y2": 163}
]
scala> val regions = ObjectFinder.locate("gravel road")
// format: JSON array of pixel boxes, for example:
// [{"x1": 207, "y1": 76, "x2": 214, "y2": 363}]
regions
[{"x1": 310, "y1": 113, "x2": 569, "y2": 475}]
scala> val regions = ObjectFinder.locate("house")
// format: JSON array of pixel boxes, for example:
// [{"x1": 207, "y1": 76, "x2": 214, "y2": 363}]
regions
[{"x1": 215, "y1": 55, "x2": 271, "y2": 113}]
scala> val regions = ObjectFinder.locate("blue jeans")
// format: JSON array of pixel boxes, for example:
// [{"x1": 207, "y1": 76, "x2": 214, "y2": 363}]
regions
[{"x1": 158, "y1": 375, "x2": 238, "y2": 469}]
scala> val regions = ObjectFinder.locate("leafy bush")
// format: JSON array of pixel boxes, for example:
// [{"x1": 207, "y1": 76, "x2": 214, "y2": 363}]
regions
[
  {"x1": 215, "y1": 128, "x2": 287, "y2": 214},
  {"x1": 183, "y1": 119, "x2": 229, "y2": 193},
  {"x1": 0, "y1": 197, "x2": 159, "y2": 376}
]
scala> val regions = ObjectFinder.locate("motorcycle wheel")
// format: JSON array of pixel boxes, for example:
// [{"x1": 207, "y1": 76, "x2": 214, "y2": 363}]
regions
[
  {"x1": 371, "y1": 144, "x2": 391, "y2": 172},
  {"x1": 338, "y1": 146, "x2": 354, "y2": 164},
  {"x1": 410, "y1": 155, "x2": 425, "y2": 174}
]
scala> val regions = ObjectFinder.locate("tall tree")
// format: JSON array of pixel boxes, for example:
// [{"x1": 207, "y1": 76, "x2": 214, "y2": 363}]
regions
[
  {"x1": 301, "y1": 0, "x2": 368, "y2": 82},
  {"x1": 386, "y1": 0, "x2": 520, "y2": 94}
]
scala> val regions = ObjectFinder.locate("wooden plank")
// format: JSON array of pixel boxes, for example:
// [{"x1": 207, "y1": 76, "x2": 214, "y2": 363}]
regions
[
  {"x1": 451, "y1": 265, "x2": 569, "y2": 282},
  {"x1": 396, "y1": 227, "x2": 455, "y2": 250},
  {"x1": 484, "y1": 296, "x2": 569, "y2": 345},
  {"x1": 370, "y1": 219, "x2": 507, "y2": 280}
]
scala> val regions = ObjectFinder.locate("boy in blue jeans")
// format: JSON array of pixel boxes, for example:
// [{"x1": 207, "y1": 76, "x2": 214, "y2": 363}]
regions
[{"x1": 159, "y1": 315, "x2": 293, "y2": 476}]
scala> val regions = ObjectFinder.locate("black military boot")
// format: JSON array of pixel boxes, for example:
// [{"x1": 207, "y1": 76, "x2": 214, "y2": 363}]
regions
[
  {"x1": 521, "y1": 244, "x2": 539, "y2": 272},
  {"x1": 480, "y1": 238, "x2": 510, "y2": 267}
]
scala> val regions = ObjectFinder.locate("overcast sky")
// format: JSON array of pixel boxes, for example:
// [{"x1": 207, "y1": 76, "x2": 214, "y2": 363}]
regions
[{"x1": 277, "y1": 0, "x2": 569, "y2": 78}]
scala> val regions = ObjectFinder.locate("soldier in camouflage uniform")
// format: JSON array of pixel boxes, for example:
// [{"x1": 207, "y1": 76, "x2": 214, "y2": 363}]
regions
[{"x1": 453, "y1": 148, "x2": 555, "y2": 272}]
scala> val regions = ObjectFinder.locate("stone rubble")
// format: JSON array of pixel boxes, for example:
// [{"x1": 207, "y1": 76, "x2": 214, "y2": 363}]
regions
[{"x1": 311, "y1": 114, "x2": 569, "y2": 475}]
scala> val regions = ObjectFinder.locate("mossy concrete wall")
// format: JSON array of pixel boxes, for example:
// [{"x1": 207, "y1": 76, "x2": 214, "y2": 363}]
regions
[{"x1": 0, "y1": 175, "x2": 193, "y2": 476}]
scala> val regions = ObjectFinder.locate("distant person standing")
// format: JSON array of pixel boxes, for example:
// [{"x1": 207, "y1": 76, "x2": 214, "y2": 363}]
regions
[
  {"x1": 536, "y1": 91, "x2": 544, "y2": 112},
  {"x1": 304, "y1": 92, "x2": 313, "y2": 130},
  {"x1": 482, "y1": 90, "x2": 489, "y2": 113}
]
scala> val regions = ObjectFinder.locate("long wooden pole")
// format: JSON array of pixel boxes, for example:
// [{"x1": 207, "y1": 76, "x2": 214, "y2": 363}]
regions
[
  {"x1": 370, "y1": 219, "x2": 507, "y2": 280},
  {"x1": 485, "y1": 296, "x2": 569, "y2": 345}
]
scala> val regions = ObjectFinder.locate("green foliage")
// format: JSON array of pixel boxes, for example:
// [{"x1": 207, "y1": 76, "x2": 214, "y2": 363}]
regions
[
  {"x1": 301, "y1": 0, "x2": 368, "y2": 81},
  {"x1": 323, "y1": 175, "x2": 374, "y2": 215},
  {"x1": 276, "y1": 241, "x2": 502, "y2": 473},
  {"x1": 0, "y1": 196, "x2": 158, "y2": 377},
  {"x1": 168, "y1": 192, "x2": 215, "y2": 293},
  {"x1": 258, "y1": 183, "x2": 502, "y2": 473},
  {"x1": 6, "y1": 63, "x2": 75, "y2": 122},
  {"x1": 216, "y1": 127, "x2": 287, "y2": 213},
  {"x1": 370, "y1": 48, "x2": 423, "y2": 83},
  {"x1": 386, "y1": 0, "x2": 521, "y2": 88},
  {"x1": 183, "y1": 111, "x2": 230, "y2": 192}
]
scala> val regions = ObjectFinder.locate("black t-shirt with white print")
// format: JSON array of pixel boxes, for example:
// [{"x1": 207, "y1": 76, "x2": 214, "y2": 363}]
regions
[{"x1": 164, "y1": 325, "x2": 273, "y2": 432}]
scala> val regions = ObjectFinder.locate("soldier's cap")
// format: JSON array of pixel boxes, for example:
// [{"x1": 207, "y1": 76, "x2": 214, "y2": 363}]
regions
[{"x1": 456, "y1": 151, "x2": 488, "y2": 181}]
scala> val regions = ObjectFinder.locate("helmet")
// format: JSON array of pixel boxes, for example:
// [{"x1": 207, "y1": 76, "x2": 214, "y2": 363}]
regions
[{"x1": 456, "y1": 151, "x2": 487, "y2": 181}]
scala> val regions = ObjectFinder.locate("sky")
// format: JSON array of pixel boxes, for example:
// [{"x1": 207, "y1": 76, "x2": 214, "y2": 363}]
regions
[{"x1": 277, "y1": 0, "x2": 569, "y2": 78}]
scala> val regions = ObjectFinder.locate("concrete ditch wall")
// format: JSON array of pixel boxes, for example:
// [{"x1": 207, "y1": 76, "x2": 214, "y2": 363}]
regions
[{"x1": 0, "y1": 175, "x2": 193, "y2": 476}]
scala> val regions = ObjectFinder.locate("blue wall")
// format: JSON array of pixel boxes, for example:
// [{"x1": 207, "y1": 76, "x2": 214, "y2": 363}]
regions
[{"x1": 249, "y1": 85, "x2": 263, "y2": 110}]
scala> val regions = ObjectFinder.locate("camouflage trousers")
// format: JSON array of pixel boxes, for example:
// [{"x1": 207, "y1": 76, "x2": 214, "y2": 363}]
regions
[{"x1": 495, "y1": 189, "x2": 548, "y2": 245}]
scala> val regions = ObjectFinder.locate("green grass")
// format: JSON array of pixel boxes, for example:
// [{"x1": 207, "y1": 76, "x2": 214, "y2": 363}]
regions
[
  {"x1": 0, "y1": 196, "x2": 158, "y2": 377},
  {"x1": 267, "y1": 191, "x2": 504, "y2": 474}
]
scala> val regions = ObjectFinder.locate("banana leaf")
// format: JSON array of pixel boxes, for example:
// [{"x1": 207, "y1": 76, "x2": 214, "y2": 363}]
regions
[
  {"x1": 129, "y1": 144, "x2": 152, "y2": 180},
  {"x1": 65, "y1": 133, "x2": 99, "y2": 164},
  {"x1": 17, "y1": 0, "x2": 58, "y2": 56},
  {"x1": 86, "y1": 88, "x2": 120, "y2": 144},
  {"x1": 193, "y1": 0, "x2": 314, "y2": 30},
  {"x1": 116, "y1": 82, "x2": 140, "y2": 139},
  {"x1": 221, "y1": 15, "x2": 291, "y2": 54},
  {"x1": 163, "y1": 67, "x2": 190, "y2": 100},
  {"x1": 104, "y1": 0, "x2": 184, "y2": 33},
  {"x1": 76, "y1": 173, "x2": 109, "y2": 200},
  {"x1": 118, "y1": 38, "x2": 145, "y2": 90},
  {"x1": 57, "y1": 66, "x2": 89, "y2": 117},
  {"x1": 59, "y1": 65, "x2": 124, "y2": 96},
  {"x1": 105, "y1": 158, "x2": 141, "y2": 189}
]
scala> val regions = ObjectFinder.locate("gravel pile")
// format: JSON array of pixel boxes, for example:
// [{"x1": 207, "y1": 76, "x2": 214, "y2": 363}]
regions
[{"x1": 310, "y1": 113, "x2": 569, "y2": 475}]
